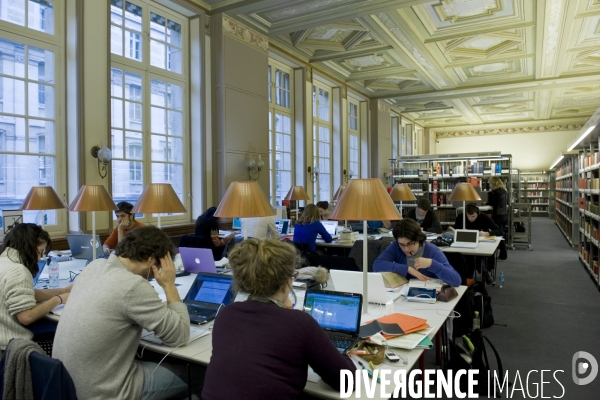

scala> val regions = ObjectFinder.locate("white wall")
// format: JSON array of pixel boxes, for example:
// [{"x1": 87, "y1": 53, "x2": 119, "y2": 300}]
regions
[{"x1": 436, "y1": 130, "x2": 579, "y2": 171}]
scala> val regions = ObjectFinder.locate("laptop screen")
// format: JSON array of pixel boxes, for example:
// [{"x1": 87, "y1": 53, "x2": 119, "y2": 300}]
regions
[
  {"x1": 321, "y1": 221, "x2": 338, "y2": 236},
  {"x1": 33, "y1": 260, "x2": 46, "y2": 285},
  {"x1": 456, "y1": 230, "x2": 478, "y2": 243},
  {"x1": 274, "y1": 219, "x2": 290, "y2": 234},
  {"x1": 303, "y1": 291, "x2": 361, "y2": 334},
  {"x1": 232, "y1": 218, "x2": 242, "y2": 230},
  {"x1": 185, "y1": 273, "x2": 236, "y2": 306}
]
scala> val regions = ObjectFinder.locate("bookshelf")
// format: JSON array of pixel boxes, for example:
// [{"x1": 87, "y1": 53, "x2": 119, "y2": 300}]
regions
[
  {"x1": 510, "y1": 169, "x2": 520, "y2": 203},
  {"x1": 390, "y1": 152, "x2": 512, "y2": 225},
  {"x1": 577, "y1": 148, "x2": 600, "y2": 289},
  {"x1": 519, "y1": 172, "x2": 552, "y2": 216},
  {"x1": 553, "y1": 154, "x2": 579, "y2": 247}
]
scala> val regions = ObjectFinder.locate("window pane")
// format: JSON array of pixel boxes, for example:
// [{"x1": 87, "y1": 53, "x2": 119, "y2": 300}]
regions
[
  {"x1": 28, "y1": 0, "x2": 54, "y2": 34},
  {"x1": 111, "y1": 68, "x2": 123, "y2": 97},
  {"x1": 125, "y1": 72, "x2": 142, "y2": 99},
  {"x1": 150, "y1": 106, "x2": 165, "y2": 134},
  {"x1": 1, "y1": 0, "x2": 25, "y2": 26},
  {"x1": 168, "y1": 111, "x2": 182, "y2": 136},
  {"x1": 111, "y1": 129, "x2": 124, "y2": 158},
  {"x1": 28, "y1": 83, "x2": 53, "y2": 118},
  {"x1": 151, "y1": 162, "x2": 183, "y2": 200},
  {"x1": 167, "y1": 83, "x2": 182, "y2": 110},
  {"x1": 150, "y1": 79, "x2": 165, "y2": 106},
  {"x1": 282, "y1": 152, "x2": 291, "y2": 170},
  {"x1": 111, "y1": 26, "x2": 123, "y2": 56},
  {"x1": 110, "y1": 0, "x2": 123, "y2": 25},
  {"x1": 150, "y1": 40, "x2": 165, "y2": 69},
  {"x1": 150, "y1": 12, "x2": 165, "y2": 40},
  {"x1": 124, "y1": 1, "x2": 142, "y2": 32},
  {"x1": 125, "y1": 131, "x2": 142, "y2": 158},
  {"x1": 29, "y1": 119, "x2": 54, "y2": 153},
  {"x1": 125, "y1": 31, "x2": 142, "y2": 61},
  {"x1": 319, "y1": 126, "x2": 330, "y2": 142},
  {"x1": 167, "y1": 19, "x2": 181, "y2": 47},
  {"x1": 167, "y1": 46, "x2": 181, "y2": 73},
  {"x1": 319, "y1": 173, "x2": 330, "y2": 202},
  {"x1": 283, "y1": 134, "x2": 291, "y2": 151},
  {"x1": 0, "y1": 39, "x2": 25, "y2": 78},
  {"x1": 1, "y1": 78, "x2": 26, "y2": 114},
  {"x1": 112, "y1": 160, "x2": 144, "y2": 201},
  {"x1": 28, "y1": 46, "x2": 53, "y2": 82}
]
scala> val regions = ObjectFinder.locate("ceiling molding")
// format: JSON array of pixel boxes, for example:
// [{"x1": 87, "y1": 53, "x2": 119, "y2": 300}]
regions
[
  {"x1": 436, "y1": 123, "x2": 583, "y2": 138},
  {"x1": 309, "y1": 45, "x2": 394, "y2": 62},
  {"x1": 223, "y1": 14, "x2": 269, "y2": 53}
]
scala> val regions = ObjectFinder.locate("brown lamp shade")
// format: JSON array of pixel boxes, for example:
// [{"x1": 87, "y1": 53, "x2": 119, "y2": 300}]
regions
[
  {"x1": 20, "y1": 186, "x2": 66, "y2": 210},
  {"x1": 332, "y1": 185, "x2": 347, "y2": 202},
  {"x1": 131, "y1": 183, "x2": 186, "y2": 214},
  {"x1": 68, "y1": 185, "x2": 118, "y2": 212},
  {"x1": 389, "y1": 184, "x2": 417, "y2": 201},
  {"x1": 214, "y1": 181, "x2": 275, "y2": 218},
  {"x1": 284, "y1": 186, "x2": 310, "y2": 201},
  {"x1": 448, "y1": 182, "x2": 481, "y2": 202},
  {"x1": 329, "y1": 179, "x2": 401, "y2": 221}
]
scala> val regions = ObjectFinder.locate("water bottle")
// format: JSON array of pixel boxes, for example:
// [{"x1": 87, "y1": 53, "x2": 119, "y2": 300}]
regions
[
  {"x1": 48, "y1": 257, "x2": 59, "y2": 289},
  {"x1": 473, "y1": 311, "x2": 481, "y2": 331},
  {"x1": 499, "y1": 271, "x2": 505, "y2": 289}
]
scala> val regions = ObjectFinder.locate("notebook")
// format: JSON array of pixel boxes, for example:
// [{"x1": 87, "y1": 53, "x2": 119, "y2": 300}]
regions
[
  {"x1": 183, "y1": 273, "x2": 237, "y2": 324},
  {"x1": 450, "y1": 229, "x2": 479, "y2": 249},
  {"x1": 302, "y1": 290, "x2": 362, "y2": 353},
  {"x1": 321, "y1": 220, "x2": 339, "y2": 237},
  {"x1": 66, "y1": 234, "x2": 101, "y2": 259},
  {"x1": 330, "y1": 270, "x2": 402, "y2": 304},
  {"x1": 179, "y1": 247, "x2": 217, "y2": 273},
  {"x1": 274, "y1": 219, "x2": 290, "y2": 235}
]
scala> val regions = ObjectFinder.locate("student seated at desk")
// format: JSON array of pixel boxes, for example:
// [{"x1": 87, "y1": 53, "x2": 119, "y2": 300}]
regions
[
  {"x1": 202, "y1": 239, "x2": 355, "y2": 400},
  {"x1": 103, "y1": 201, "x2": 145, "y2": 254},
  {"x1": 293, "y1": 204, "x2": 332, "y2": 251},
  {"x1": 196, "y1": 206, "x2": 236, "y2": 259},
  {"x1": 0, "y1": 224, "x2": 72, "y2": 355},
  {"x1": 53, "y1": 226, "x2": 192, "y2": 400},
  {"x1": 373, "y1": 219, "x2": 461, "y2": 287},
  {"x1": 405, "y1": 198, "x2": 442, "y2": 234}
]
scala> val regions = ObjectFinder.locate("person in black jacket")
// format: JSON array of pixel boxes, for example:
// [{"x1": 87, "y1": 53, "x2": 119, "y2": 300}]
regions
[
  {"x1": 455, "y1": 203, "x2": 504, "y2": 285},
  {"x1": 487, "y1": 176, "x2": 508, "y2": 260},
  {"x1": 406, "y1": 198, "x2": 442, "y2": 234}
]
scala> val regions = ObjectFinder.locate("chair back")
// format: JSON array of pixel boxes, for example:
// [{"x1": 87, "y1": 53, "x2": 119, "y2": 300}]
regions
[
  {"x1": 316, "y1": 255, "x2": 360, "y2": 271},
  {"x1": 348, "y1": 240, "x2": 384, "y2": 272},
  {"x1": 444, "y1": 252, "x2": 468, "y2": 286}
]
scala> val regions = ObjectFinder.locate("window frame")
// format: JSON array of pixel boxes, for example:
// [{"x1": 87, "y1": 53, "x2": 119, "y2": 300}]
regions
[
  {"x1": 312, "y1": 80, "x2": 333, "y2": 203},
  {"x1": 348, "y1": 98, "x2": 360, "y2": 180}
]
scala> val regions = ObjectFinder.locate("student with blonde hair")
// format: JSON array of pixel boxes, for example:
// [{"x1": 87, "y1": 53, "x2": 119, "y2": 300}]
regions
[
  {"x1": 292, "y1": 204, "x2": 332, "y2": 251},
  {"x1": 487, "y1": 176, "x2": 508, "y2": 260},
  {"x1": 202, "y1": 239, "x2": 355, "y2": 400}
]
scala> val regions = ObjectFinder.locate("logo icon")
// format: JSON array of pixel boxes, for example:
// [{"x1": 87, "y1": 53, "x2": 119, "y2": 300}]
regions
[{"x1": 572, "y1": 351, "x2": 598, "y2": 385}]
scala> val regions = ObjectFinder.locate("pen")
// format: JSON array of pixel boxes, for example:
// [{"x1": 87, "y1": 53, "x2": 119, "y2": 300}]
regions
[{"x1": 356, "y1": 359, "x2": 380, "y2": 383}]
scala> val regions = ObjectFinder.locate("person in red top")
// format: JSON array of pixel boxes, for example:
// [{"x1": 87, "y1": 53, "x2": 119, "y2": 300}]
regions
[{"x1": 103, "y1": 202, "x2": 144, "y2": 254}]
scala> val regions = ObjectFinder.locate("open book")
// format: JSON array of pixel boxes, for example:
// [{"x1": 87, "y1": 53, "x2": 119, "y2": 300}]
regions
[{"x1": 380, "y1": 272, "x2": 408, "y2": 289}]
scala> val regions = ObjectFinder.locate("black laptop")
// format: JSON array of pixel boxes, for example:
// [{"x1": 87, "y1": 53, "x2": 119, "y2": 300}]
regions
[
  {"x1": 303, "y1": 290, "x2": 363, "y2": 353},
  {"x1": 183, "y1": 273, "x2": 237, "y2": 324}
]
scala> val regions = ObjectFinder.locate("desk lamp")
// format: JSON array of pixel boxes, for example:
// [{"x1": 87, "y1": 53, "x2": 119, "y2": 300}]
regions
[
  {"x1": 214, "y1": 181, "x2": 275, "y2": 239},
  {"x1": 389, "y1": 184, "x2": 416, "y2": 218},
  {"x1": 131, "y1": 183, "x2": 187, "y2": 229},
  {"x1": 20, "y1": 186, "x2": 66, "y2": 229},
  {"x1": 68, "y1": 185, "x2": 117, "y2": 260},
  {"x1": 329, "y1": 179, "x2": 401, "y2": 314},
  {"x1": 448, "y1": 183, "x2": 481, "y2": 229},
  {"x1": 284, "y1": 186, "x2": 310, "y2": 226}
]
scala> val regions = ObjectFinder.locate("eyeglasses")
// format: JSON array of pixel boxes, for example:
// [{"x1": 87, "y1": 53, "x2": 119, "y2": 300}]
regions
[{"x1": 397, "y1": 241, "x2": 417, "y2": 248}]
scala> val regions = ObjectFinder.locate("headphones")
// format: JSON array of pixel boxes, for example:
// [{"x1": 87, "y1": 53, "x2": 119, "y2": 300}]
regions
[{"x1": 432, "y1": 236, "x2": 452, "y2": 247}]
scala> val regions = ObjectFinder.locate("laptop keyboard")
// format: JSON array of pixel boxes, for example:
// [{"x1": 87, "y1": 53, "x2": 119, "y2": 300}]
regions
[
  {"x1": 186, "y1": 305, "x2": 217, "y2": 319},
  {"x1": 326, "y1": 333, "x2": 354, "y2": 352}
]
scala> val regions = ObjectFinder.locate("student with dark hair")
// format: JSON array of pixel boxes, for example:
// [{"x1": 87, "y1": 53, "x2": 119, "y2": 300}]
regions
[
  {"x1": 53, "y1": 226, "x2": 192, "y2": 400},
  {"x1": 0, "y1": 224, "x2": 72, "y2": 353},
  {"x1": 487, "y1": 176, "x2": 508, "y2": 260},
  {"x1": 195, "y1": 207, "x2": 236, "y2": 259},
  {"x1": 373, "y1": 219, "x2": 460, "y2": 286},
  {"x1": 103, "y1": 201, "x2": 145, "y2": 254},
  {"x1": 316, "y1": 201, "x2": 331, "y2": 220},
  {"x1": 203, "y1": 239, "x2": 355, "y2": 400},
  {"x1": 293, "y1": 204, "x2": 332, "y2": 251},
  {"x1": 405, "y1": 198, "x2": 442, "y2": 233}
]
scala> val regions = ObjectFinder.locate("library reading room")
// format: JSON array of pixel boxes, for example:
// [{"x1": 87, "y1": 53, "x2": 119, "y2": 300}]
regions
[{"x1": 1, "y1": 1, "x2": 600, "y2": 399}]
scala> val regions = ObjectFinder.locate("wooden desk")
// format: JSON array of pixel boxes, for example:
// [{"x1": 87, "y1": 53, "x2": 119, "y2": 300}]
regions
[{"x1": 439, "y1": 237, "x2": 502, "y2": 257}]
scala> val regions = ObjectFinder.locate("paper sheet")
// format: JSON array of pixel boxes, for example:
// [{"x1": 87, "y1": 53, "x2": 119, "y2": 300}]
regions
[
  {"x1": 141, "y1": 325, "x2": 210, "y2": 346},
  {"x1": 307, "y1": 366, "x2": 322, "y2": 383}
]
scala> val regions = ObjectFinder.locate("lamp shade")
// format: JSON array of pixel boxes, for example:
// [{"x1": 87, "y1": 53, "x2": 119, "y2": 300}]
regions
[
  {"x1": 131, "y1": 183, "x2": 186, "y2": 214},
  {"x1": 447, "y1": 182, "x2": 481, "y2": 202},
  {"x1": 389, "y1": 184, "x2": 417, "y2": 201},
  {"x1": 332, "y1": 185, "x2": 347, "y2": 202},
  {"x1": 329, "y1": 179, "x2": 401, "y2": 221},
  {"x1": 214, "y1": 181, "x2": 275, "y2": 218},
  {"x1": 68, "y1": 185, "x2": 118, "y2": 212},
  {"x1": 283, "y1": 186, "x2": 310, "y2": 201},
  {"x1": 20, "y1": 186, "x2": 66, "y2": 210}
]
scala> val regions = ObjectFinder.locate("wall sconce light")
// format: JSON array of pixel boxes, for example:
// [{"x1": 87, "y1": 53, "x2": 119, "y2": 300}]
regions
[
  {"x1": 91, "y1": 143, "x2": 112, "y2": 179},
  {"x1": 343, "y1": 169, "x2": 355, "y2": 183},
  {"x1": 246, "y1": 155, "x2": 264, "y2": 181},
  {"x1": 308, "y1": 165, "x2": 320, "y2": 183}
]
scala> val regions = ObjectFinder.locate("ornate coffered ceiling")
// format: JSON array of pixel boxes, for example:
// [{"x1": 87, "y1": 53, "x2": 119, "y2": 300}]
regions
[{"x1": 188, "y1": 0, "x2": 600, "y2": 136}]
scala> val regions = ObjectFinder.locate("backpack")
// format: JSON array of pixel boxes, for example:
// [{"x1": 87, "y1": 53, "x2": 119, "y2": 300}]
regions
[
  {"x1": 453, "y1": 282, "x2": 494, "y2": 338},
  {"x1": 446, "y1": 329, "x2": 506, "y2": 397}
]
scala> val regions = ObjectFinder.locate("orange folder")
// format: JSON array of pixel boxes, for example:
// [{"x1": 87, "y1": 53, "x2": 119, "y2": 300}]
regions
[{"x1": 366, "y1": 313, "x2": 429, "y2": 339}]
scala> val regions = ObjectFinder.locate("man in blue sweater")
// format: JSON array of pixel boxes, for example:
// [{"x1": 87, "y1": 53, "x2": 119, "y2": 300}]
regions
[{"x1": 373, "y1": 219, "x2": 461, "y2": 287}]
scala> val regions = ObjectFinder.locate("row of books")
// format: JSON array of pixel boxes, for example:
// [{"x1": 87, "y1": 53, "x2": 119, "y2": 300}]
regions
[
  {"x1": 579, "y1": 178, "x2": 600, "y2": 190},
  {"x1": 580, "y1": 152, "x2": 600, "y2": 169},
  {"x1": 556, "y1": 164, "x2": 572, "y2": 177},
  {"x1": 556, "y1": 192, "x2": 571, "y2": 203},
  {"x1": 579, "y1": 198, "x2": 600, "y2": 215},
  {"x1": 578, "y1": 243, "x2": 599, "y2": 277}
]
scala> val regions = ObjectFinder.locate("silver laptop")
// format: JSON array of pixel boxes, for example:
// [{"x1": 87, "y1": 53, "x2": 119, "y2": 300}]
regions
[
  {"x1": 66, "y1": 234, "x2": 101, "y2": 259},
  {"x1": 321, "y1": 220, "x2": 339, "y2": 238},
  {"x1": 450, "y1": 229, "x2": 479, "y2": 249},
  {"x1": 330, "y1": 270, "x2": 402, "y2": 304}
]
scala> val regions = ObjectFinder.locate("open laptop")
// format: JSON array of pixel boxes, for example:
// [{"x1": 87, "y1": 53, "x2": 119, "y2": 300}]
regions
[
  {"x1": 451, "y1": 229, "x2": 479, "y2": 249},
  {"x1": 321, "y1": 220, "x2": 339, "y2": 238},
  {"x1": 302, "y1": 290, "x2": 362, "y2": 353},
  {"x1": 66, "y1": 234, "x2": 101, "y2": 259},
  {"x1": 232, "y1": 218, "x2": 242, "y2": 230},
  {"x1": 330, "y1": 270, "x2": 402, "y2": 304},
  {"x1": 33, "y1": 259, "x2": 46, "y2": 285},
  {"x1": 179, "y1": 247, "x2": 217, "y2": 273},
  {"x1": 183, "y1": 272, "x2": 237, "y2": 324},
  {"x1": 274, "y1": 219, "x2": 290, "y2": 235}
]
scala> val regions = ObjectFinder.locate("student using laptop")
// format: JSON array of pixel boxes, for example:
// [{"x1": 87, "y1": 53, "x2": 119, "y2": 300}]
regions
[
  {"x1": 405, "y1": 198, "x2": 442, "y2": 234},
  {"x1": 195, "y1": 206, "x2": 236, "y2": 260},
  {"x1": 316, "y1": 201, "x2": 331, "y2": 220},
  {"x1": 242, "y1": 215, "x2": 280, "y2": 239},
  {"x1": 373, "y1": 219, "x2": 461, "y2": 287},
  {"x1": 454, "y1": 203, "x2": 504, "y2": 285},
  {"x1": 0, "y1": 224, "x2": 72, "y2": 354},
  {"x1": 293, "y1": 204, "x2": 332, "y2": 251},
  {"x1": 102, "y1": 201, "x2": 145, "y2": 254},
  {"x1": 53, "y1": 226, "x2": 192, "y2": 400},
  {"x1": 203, "y1": 239, "x2": 355, "y2": 400}
]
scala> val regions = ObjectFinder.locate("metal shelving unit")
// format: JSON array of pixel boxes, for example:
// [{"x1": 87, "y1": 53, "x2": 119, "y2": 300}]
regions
[{"x1": 510, "y1": 203, "x2": 532, "y2": 250}]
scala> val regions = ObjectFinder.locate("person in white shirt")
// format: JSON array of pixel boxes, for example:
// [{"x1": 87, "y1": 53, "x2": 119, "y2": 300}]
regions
[{"x1": 242, "y1": 216, "x2": 280, "y2": 240}]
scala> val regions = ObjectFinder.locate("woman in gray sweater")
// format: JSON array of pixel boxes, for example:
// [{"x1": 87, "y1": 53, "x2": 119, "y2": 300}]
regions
[{"x1": 0, "y1": 223, "x2": 71, "y2": 353}]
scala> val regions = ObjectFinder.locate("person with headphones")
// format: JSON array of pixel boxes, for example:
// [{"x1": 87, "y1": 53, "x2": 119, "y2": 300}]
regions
[
  {"x1": 454, "y1": 203, "x2": 505, "y2": 285},
  {"x1": 405, "y1": 198, "x2": 442, "y2": 234}
]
